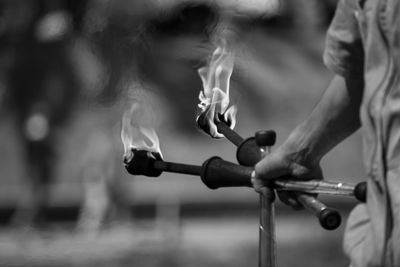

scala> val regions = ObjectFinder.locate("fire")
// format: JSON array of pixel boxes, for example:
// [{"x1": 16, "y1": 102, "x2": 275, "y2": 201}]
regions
[
  {"x1": 196, "y1": 39, "x2": 237, "y2": 138},
  {"x1": 121, "y1": 100, "x2": 162, "y2": 162}
]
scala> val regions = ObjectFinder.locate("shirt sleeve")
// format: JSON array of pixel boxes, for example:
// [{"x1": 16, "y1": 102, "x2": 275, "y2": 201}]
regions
[{"x1": 323, "y1": 0, "x2": 365, "y2": 78}]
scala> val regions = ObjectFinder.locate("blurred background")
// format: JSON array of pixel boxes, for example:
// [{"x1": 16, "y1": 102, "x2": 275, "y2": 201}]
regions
[{"x1": 0, "y1": 0, "x2": 364, "y2": 266}]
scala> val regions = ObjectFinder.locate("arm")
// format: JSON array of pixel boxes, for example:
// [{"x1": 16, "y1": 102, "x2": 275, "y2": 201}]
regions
[{"x1": 253, "y1": 75, "x2": 363, "y2": 190}]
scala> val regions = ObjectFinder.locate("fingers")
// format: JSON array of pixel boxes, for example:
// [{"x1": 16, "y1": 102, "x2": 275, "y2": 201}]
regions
[
  {"x1": 253, "y1": 151, "x2": 292, "y2": 192},
  {"x1": 251, "y1": 144, "x2": 324, "y2": 211},
  {"x1": 252, "y1": 172, "x2": 303, "y2": 210},
  {"x1": 251, "y1": 149, "x2": 323, "y2": 210},
  {"x1": 290, "y1": 162, "x2": 323, "y2": 181}
]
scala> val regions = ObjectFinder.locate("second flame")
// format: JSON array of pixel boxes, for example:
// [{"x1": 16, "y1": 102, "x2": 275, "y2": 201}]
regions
[{"x1": 197, "y1": 39, "x2": 237, "y2": 138}]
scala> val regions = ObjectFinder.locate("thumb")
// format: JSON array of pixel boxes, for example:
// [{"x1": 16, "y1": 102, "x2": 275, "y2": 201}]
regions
[{"x1": 251, "y1": 171, "x2": 265, "y2": 193}]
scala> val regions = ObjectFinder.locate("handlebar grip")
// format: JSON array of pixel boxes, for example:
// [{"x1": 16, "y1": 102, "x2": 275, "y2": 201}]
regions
[{"x1": 295, "y1": 193, "x2": 341, "y2": 230}]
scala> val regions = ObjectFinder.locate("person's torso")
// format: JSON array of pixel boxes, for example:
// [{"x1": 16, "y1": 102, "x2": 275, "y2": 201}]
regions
[{"x1": 356, "y1": 0, "x2": 400, "y2": 265}]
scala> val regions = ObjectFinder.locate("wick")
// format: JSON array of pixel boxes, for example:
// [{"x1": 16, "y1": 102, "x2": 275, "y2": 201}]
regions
[{"x1": 217, "y1": 113, "x2": 231, "y2": 127}]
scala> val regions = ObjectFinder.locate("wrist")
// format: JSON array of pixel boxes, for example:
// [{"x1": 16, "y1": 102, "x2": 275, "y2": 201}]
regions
[{"x1": 282, "y1": 124, "x2": 324, "y2": 167}]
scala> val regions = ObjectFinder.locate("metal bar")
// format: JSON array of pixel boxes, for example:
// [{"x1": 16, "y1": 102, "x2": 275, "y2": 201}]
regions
[
  {"x1": 296, "y1": 193, "x2": 327, "y2": 214},
  {"x1": 276, "y1": 188, "x2": 354, "y2": 196},
  {"x1": 274, "y1": 180, "x2": 355, "y2": 197},
  {"x1": 258, "y1": 144, "x2": 276, "y2": 267},
  {"x1": 259, "y1": 187, "x2": 276, "y2": 267},
  {"x1": 295, "y1": 193, "x2": 341, "y2": 230}
]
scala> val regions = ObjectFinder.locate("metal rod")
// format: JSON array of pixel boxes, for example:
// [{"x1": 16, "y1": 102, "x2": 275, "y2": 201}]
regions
[
  {"x1": 295, "y1": 193, "x2": 341, "y2": 230},
  {"x1": 153, "y1": 161, "x2": 202, "y2": 176},
  {"x1": 215, "y1": 120, "x2": 244, "y2": 146},
  {"x1": 277, "y1": 188, "x2": 353, "y2": 196},
  {"x1": 296, "y1": 193, "x2": 327, "y2": 214},
  {"x1": 274, "y1": 180, "x2": 356, "y2": 197},
  {"x1": 259, "y1": 187, "x2": 276, "y2": 267},
  {"x1": 258, "y1": 142, "x2": 276, "y2": 267}
]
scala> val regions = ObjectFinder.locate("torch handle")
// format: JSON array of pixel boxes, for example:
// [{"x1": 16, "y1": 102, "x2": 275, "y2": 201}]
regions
[
  {"x1": 216, "y1": 120, "x2": 244, "y2": 146},
  {"x1": 153, "y1": 161, "x2": 202, "y2": 176}
]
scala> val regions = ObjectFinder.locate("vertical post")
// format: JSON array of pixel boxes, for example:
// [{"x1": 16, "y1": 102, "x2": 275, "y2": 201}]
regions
[
  {"x1": 259, "y1": 187, "x2": 276, "y2": 267},
  {"x1": 255, "y1": 131, "x2": 277, "y2": 267}
]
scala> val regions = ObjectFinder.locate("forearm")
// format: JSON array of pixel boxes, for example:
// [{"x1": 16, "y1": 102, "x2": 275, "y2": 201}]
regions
[{"x1": 284, "y1": 75, "x2": 363, "y2": 166}]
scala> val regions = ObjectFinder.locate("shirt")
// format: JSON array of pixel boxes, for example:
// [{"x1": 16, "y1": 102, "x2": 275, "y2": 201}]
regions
[{"x1": 323, "y1": 0, "x2": 400, "y2": 266}]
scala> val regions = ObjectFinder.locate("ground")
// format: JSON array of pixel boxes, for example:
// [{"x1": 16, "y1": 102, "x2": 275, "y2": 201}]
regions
[{"x1": 0, "y1": 213, "x2": 351, "y2": 267}]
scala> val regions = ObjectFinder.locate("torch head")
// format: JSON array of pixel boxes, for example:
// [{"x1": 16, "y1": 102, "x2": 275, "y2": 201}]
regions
[
  {"x1": 197, "y1": 111, "x2": 233, "y2": 137},
  {"x1": 124, "y1": 149, "x2": 163, "y2": 177},
  {"x1": 196, "y1": 39, "x2": 237, "y2": 138},
  {"x1": 196, "y1": 111, "x2": 214, "y2": 137}
]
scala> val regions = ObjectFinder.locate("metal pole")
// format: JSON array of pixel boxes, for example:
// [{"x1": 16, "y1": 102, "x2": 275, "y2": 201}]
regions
[
  {"x1": 259, "y1": 187, "x2": 276, "y2": 267},
  {"x1": 258, "y1": 145, "x2": 276, "y2": 267}
]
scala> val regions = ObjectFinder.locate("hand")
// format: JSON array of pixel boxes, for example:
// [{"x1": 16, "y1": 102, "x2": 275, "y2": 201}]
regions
[{"x1": 252, "y1": 142, "x2": 323, "y2": 208}]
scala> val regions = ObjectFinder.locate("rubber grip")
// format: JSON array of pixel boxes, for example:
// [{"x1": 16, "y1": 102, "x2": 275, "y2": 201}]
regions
[
  {"x1": 255, "y1": 130, "x2": 276, "y2": 147},
  {"x1": 319, "y1": 208, "x2": 341, "y2": 230},
  {"x1": 354, "y1": 182, "x2": 367, "y2": 202}
]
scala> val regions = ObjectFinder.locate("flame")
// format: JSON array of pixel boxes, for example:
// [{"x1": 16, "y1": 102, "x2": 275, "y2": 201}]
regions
[
  {"x1": 121, "y1": 100, "x2": 162, "y2": 161},
  {"x1": 196, "y1": 40, "x2": 237, "y2": 138}
]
